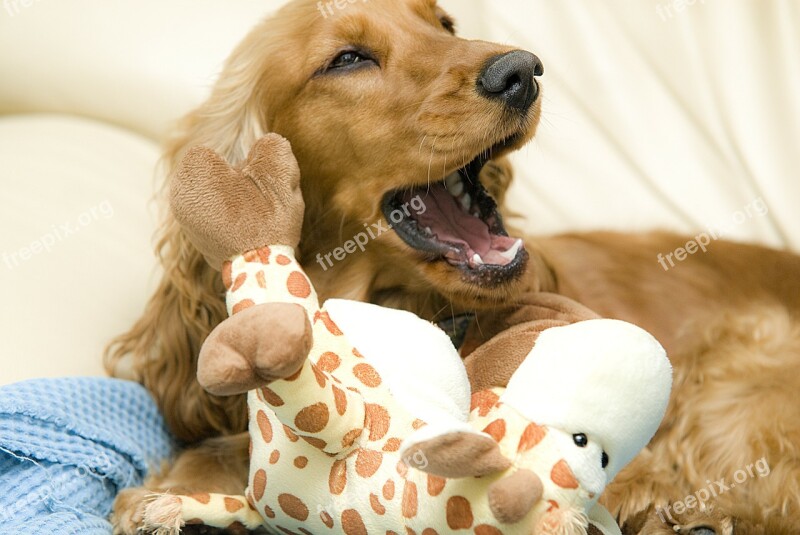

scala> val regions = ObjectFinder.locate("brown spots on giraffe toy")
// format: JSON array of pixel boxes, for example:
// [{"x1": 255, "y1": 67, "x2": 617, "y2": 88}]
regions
[
  {"x1": 446, "y1": 496, "x2": 474, "y2": 529},
  {"x1": 365, "y1": 403, "x2": 391, "y2": 440},
  {"x1": 470, "y1": 390, "x2": 500, "y2": 417},
  {"x1": 252, "y1": 470, "x2": 267, "y2": 501},
  {"x1": 353, "y1": 362, "x2": 382, "y2": 387},
  {"x1": 370, "y1": 493, "x2": 386, "y2": 515},
  {"x1": 518, "y1": 422, "x2": 547, "y2": 452},
  {"x1": 331, "y1": 385, "x2": 348, "y2": 416},
  {"x1": 282, "y1": 424, "x2": 299, "y2": 442},
  {"x1": 294, "y1": 402, "x2": 329, "y2": 433},
  {"x1": 287, "y1": 271, "x2": 311, "y2": 298},
  {"x1": 317, "y1": 352, "x2": 341, "y2": 373},
  {"x1": 314, "y1": 311, "x2": 343, "y2": 335},
  {"x1": 342, "y1": 428, "x2": 363, "y2": 448},
  {"x1": 232, "y1": 299, "x2": 255, "y2": 314},
  {"x1": 402, "y1": 481, "x2": 418, "y2": 518},
  {"x1": 260, "y1": 387, "x2": 284, "y2": 407},
  {"x1": 426, "y1": 475, "x2": 446, "y2": 497},
  {"x1": 190, "y1": 493, "x2": 211, "y2": 505},
  {"x1": 341, "y1": 509, "x2": 367, "y2": 535},
  {"x1": 278, "y1": 494, "x2": 309, "y2": 521},
  {"x1": 383, "y1": 479, "x2": 395, "y2": 501},
  {"x1": 329, "y1": 459, "x2": 347, "y2": 495},
  {"x1": 551, "y1": 459, "x2": 580, "y2": 489},
  {"x1": 231, "y1": 273, "x2": 247, "y2": 292},
  {"x1": 256, "y1": 410, "x2": 273, "y2": 443},
  {"x1": 355, "y1": 449, "x2": 383, "y2": 478},
  {"x1": 320, "y1": 510, "x2": 334, "y2": 528},
  {"x1": 224, "y1": 497, "x2": 245, "y2": 513},
  {"x1": 482, "y1": 419, "x2": 506, "y2": 443},
  {"x1": 383, "y1": 438, "x2": 401, "y2": 452},
  {"x1": 243, "y1": 247, "x2": 271, "y2": 264}
]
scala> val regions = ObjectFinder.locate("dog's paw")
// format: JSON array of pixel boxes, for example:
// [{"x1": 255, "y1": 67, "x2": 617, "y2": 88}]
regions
[
  {"x1": 111, "y1": 487, "x2": 154, "y2": 534},
  {"x1": 626, "y1": 505, "x2": 734, "y2": 535}
]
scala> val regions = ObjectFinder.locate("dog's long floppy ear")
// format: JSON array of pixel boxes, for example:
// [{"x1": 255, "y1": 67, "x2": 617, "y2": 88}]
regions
[
  {"x1": 462, "y1": 293, "x2": 601, "y2": 392},
  {"x1": 105, "y1": 13, "x2": 295, "y2": 442},
  {"x1": 163, "y1": 47, "x2": 268, "y2": 172}
]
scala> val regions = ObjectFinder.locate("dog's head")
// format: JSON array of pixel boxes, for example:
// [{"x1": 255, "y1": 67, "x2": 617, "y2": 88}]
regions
[{"x1": 172, "y1": 0, "x2": 543, "y2": 308}]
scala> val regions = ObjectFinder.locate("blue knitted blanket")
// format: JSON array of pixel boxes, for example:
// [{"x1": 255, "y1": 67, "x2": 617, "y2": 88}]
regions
[{"x1": 0, "y1": 378, "x2": 176, "y2": 534}]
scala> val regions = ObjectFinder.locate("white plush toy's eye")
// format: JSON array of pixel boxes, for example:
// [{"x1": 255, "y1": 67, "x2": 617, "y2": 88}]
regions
[
  {"x1": 575, "y1": 433, "x2": 610, "y2": 469},
  {"x1": 573, "y1": 433, "x2": 588, "y2": 448}
]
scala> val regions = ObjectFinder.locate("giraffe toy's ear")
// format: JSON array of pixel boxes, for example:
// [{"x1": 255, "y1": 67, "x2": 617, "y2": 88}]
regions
[
  {"x1": 463, "y1": 293, "x2": 601, "y2": 392},
  {"x1": 399, "y1": 428, "x2": 511, "y2": 479}
]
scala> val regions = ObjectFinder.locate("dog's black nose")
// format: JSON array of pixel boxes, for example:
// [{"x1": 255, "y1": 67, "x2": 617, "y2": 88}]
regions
[{"x1": 478, "y1": 50, "x2": 543, "y2": 111}]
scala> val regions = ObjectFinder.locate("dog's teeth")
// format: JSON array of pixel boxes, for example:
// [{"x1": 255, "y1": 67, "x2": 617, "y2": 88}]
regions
[
  {"x1": 472, "y1": 253, "x2": 484, "y2": 266},
  {"x1": 425, "y1": 226, "x2": 433, "y2": 235},
  {"x1": 460, "y1": 194, "x2": 471, "y2": 211},
  {"x1": 445, "y1": 173, "x2": 464, "y2": 196},
  {"x1": 499, "y1": 239, "x2": 523, "y2": 261},
  {"x1": 445, "y1": 172, "x2": 460, "y2": 188}
]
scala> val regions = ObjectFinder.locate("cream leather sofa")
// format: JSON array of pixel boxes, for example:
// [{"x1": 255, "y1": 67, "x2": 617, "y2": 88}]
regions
[{"x1": 1, "y1": 0, "x2": 797, "y2": 385}]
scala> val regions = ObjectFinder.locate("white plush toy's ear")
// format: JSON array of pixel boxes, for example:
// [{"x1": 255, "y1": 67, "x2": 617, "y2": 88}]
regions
[
  {"x1": 501, "y1": 319, "x2": 672, "y2": 481},
  {"x1": 323, "y1": 299, "x2": 471, "y2": 426}
]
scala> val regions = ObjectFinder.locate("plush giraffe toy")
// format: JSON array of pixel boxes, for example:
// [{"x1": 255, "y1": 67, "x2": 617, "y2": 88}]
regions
[{"x1": 143, "y1": 135, "x2": 672, "y2": 535}]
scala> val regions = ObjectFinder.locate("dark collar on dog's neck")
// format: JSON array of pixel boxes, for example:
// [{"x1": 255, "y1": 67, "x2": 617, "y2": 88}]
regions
[{"x1": 437, "y1": 313, "x2": 476, "y2": 351}]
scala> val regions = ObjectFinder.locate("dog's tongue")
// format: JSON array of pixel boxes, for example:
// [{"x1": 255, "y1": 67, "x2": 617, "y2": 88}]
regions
[{"x1": 402, "y1": 185, "x2": 519, "y2": 266}]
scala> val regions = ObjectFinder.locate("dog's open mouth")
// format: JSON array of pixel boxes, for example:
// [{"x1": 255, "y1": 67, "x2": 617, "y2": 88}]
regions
[{"x1": 382, "y1": 151, "x2": 528, "y2": 285}]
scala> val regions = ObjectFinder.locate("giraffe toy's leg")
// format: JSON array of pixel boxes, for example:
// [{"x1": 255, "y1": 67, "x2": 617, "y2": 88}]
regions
[
  {"x1": 196, "y1": 246, "x2": 322, "y2": 396},
  {"x1": 224, "y1": 245, "x2": 321, "y2": 320},
  {"x1": 143, "y1": 493, "x2": 264, "y2": 535},
  {"x1": 216, "y1": 246, "x2": 370, "y2": 455}
]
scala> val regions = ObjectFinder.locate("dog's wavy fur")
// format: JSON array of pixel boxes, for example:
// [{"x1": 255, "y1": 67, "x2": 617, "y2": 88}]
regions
[{"x1": 108, "y1": 0, "x2": 800, "y2": 533}]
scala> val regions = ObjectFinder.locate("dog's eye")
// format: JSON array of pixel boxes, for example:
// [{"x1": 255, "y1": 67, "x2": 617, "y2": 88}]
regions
[
  {"x1": 328, "y1": 50, "x2": 374, "y2": 71},
  {"x1": 602, "y1": 451, "x2": 610, "y2": 469},
  {"x1": 439, "y1": 15, "x2": 456, "y2": 34},
  {"x1": 573, "y1": 433, "x2": 588, "y2": 448}
]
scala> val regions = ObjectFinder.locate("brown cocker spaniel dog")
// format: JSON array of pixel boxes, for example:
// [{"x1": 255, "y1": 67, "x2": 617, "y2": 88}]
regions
[{"x1": 108, "y1": 1, "x2": 800, "y2": 533}]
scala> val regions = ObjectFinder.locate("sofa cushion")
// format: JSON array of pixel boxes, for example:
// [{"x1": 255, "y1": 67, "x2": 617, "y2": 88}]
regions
[{"x1": 0, "y1": 115, "x2": 160, "y2": 385}]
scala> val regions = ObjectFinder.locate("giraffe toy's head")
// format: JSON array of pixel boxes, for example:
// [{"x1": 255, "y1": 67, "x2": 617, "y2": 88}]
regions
[{"x1": 400, "y1": 317, "x2": 672, "y2": 534}]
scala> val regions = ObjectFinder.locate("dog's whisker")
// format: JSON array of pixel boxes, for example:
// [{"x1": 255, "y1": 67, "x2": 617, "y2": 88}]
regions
[{"x1": 426, "y1": 136, "x2": 438, "y2": 192}]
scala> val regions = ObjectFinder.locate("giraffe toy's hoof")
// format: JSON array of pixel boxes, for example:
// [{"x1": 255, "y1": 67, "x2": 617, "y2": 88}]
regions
[
  {"x1": 143, "y1": 494, "x2": 184, "y2": 535},
  {"x1": 198, "y1": 302, "x2": 313, "y2": 396}
]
